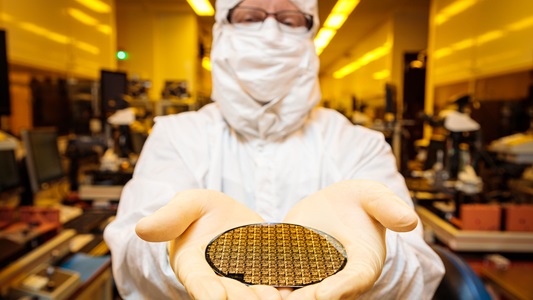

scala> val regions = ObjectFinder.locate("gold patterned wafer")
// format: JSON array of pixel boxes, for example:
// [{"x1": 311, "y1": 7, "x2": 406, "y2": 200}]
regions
[{"x1": 205, "y1": 223, "x2": 347, "y2": 287}]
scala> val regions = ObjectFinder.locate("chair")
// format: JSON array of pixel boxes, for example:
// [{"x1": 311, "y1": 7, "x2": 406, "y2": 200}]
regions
[{"x1": 432, "y1": 245, "x2": 492, "y2": 300}]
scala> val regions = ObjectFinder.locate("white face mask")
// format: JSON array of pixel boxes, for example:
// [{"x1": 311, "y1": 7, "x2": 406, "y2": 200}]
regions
[
  {"x1": 210, "y1": 14, "x2": 321, "y2": 140},
  {"x1": 225, "y1": 19, "x2": 310, "y2": 103}
]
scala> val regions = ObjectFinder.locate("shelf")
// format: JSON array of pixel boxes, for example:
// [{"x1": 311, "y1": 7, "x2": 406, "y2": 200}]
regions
[{"x1": 416, "y1": 206, "x2": 533, "y2": 252}]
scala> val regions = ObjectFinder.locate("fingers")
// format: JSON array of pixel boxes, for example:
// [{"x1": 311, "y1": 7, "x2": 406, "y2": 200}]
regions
[
  {"x1": 284, "y1": 285, "x2": 316, "y2": 300},
  {"x1": 183, "y1": 275, "x2": 280, "y2": 300},
  {"x1": 314, "y1": 268, "x2": 375, "y2": 300},
  {"x1": 135, "y1": 189, "x2": 210, "y2": 242},
  {"x1": 170, "y1": 242, "x2": 226, "y2": 299},
  {"x1": 172, "y1": 245, "x2": 267, "y2": 300},
  {"x1": 136, "y1": 189, "x2": 242, "y2": 242},
  {"x1": 285, "y1": 265, "x2": 380, "y2": 300},
  {"x1": 285, "y1": 180, "x2": 418, "y2": 233},
  {"x1": 277, "y1": 287, "x2": 293, "y2": 299},
  {"x1": 136, "y1": 189, "x2": 264, "y2": 242},
  {"x1": 183, "y1": 273, "x2": 227, "y2": 300},
  {"x1": 353, "y1": 180, "x2": 418, "y2": 232},
  {"x1": 171, "y1": 240, "x2": 282, "y2": 300},
  {"x1": 323, "y1": 180, "x2": 417, "y2": 233},
  {"x1": 305, "y1": 240, "x2": 384, "y2": 300},
  {"x1": 185, "y1": 280, "x2": 282, "y2": 300},
  {"x1": 247, "y1": 284, "x2": 284, "y2": 300}
]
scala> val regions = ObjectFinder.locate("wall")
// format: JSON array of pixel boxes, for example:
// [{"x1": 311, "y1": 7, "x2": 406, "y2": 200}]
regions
[
  {"x1": 0, "y1": 0, "x2": 116, "y2": 78},
  {"x1": 319, "y1": 8, "x2": 428, "y2": 119},
  {"x1": 7, "y1": 71, "x2": 32, "y2": 134},
  {"x1": 320, "y1": 21, "x2": 393, "y2": 114},
  {"x1": 0, "y1": 0, "x2": 117, "y2": 134},
  {"x1": 391, "y1": 11, "x2": 429, "y2": 117},
  {"x1": 116, "y1": 2, "x2": 199, "y2": 100},
  {"x1": 427, "y1": 0, "x2": 533, "y2": 109}
]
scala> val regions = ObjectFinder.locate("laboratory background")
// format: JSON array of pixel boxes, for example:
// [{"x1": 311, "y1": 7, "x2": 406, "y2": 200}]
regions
[{"x1": 0, "y1": 0, "x2": 532, "y2": 299}]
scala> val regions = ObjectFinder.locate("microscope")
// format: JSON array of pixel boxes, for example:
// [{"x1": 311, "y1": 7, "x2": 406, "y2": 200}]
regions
[{"x1": 421, "y1": 95, "x2": 489, "y2": 223}]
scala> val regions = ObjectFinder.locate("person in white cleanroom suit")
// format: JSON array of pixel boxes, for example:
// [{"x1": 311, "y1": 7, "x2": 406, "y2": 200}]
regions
[{"x1": 104, "y1": 0, "x2": 445, "y2": 298}]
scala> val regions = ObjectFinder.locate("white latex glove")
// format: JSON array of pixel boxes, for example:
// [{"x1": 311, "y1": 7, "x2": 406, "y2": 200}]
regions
[
  {"x1": 135, "y1": 189, "x2": 283, "y2": 300},
  {"x1": 281, "y1": 180, "x2": 418, "y2": 300}
]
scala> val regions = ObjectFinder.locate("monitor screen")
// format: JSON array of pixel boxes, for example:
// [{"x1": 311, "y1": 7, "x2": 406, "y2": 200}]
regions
[
  {"x1": 21, "y1": 128, "x2": 64, "y2": 193},
  {"x1": 100, "y1": 70, "x2": 128, "y2": 118},
  {"x1": 0, "y1": 149, "x2": 20, "y2": 193}
]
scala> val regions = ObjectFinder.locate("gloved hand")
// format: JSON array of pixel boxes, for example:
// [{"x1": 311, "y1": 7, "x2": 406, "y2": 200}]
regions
[
  {"x1": 281, "y1": 180, "x2": 418, "y2": 300},
  {"x1": 135, "y1": 189, "x2": 283, "y2": 300}
]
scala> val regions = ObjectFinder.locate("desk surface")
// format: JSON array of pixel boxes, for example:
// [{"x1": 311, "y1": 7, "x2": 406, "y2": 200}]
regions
[
  {"x1": 481, "y1": 265, "x2": 533, "y2": 300},
  {"x1": 406, "y1": 178, "x2": 455, "y2": 202},
  {"x1": 405, "y1": 178, "x2": 441, "y2": 193}
]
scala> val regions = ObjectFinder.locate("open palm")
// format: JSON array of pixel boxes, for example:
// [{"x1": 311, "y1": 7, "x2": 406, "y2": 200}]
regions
[
  {"x1": 135, "y1": 189, "x2": 284, "y2": 300},
  {"x1": 282, "y1": 180, "x2": 418, "y2": 300}
]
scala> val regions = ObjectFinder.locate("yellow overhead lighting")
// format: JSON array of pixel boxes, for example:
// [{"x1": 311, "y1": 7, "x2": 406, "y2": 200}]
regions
[
  {"x1": 507, "y1": 16, "x2": 533, "y2": 31},
  {"x1": 432, "y1": 13, "x2": 531, "y2": 62},
  {"x1": 97, "y1": 24, "x2": 112, "y2": 34},
  {"x1": 434, "y1": 47, "x2": 453, "y2": 59},
  {"x1": 324, "y1": 14, "x2": 348, "y2": 29},
  {"x1": 442, "y1": 0, "x2": 476, "y2": 16},
  {"x1": 435, "y1": 14, "x2": 448, "y2": 25},
  {"x1": 334, "y1": 0, "x2": 360, "y2": 14},
  {"x1": 314, "y1": 28, "x2": 336, "y2": 55},
  {"x1": 324, "y1": 14, "x2": 347, "y2": 29},
  {"x1": 313, "y1": 0, "x2": 360, "y2": 55},
  {"x1": 186, "y1": 0, "x2": 215, "y2": 16},
  {"x1": 67, "y1": 7, "x2": 111, "y2": 35},
  {"x1": 476, "y1": 30, "x2": 504, "y2": 45},
  {"x1": 434, "y1": 29, "x2": 506, "y2": 60},
  {"x1": 18, "y1": 22, "x2": 49, "y2": 36},
  {"x1": 75, "y1": 41, "x2": 100, "y2": 54},
  {"x1": 451, "y1": 38, "x2": 474, "y2": 50},
  {"x1": 47, "y1": 32, "x2": 71, "y2": 44},
  {"x1": 435, "y1": 0, "x2": 477, "y2": 26},
  {"x1": 334, "y1": 61, "x2": 362, "y2": 79},
  {"x1": 333, "y1": 42, "x2": 391, "y2": 79},
  {"x1": 18, "y1": 21, "x2": 100, "y2": 55},
  {"x1": 202, "y1": 57, "x2": 212, "y2": 71},
  {"x1": 18, "y1": 22, "x2": 72, "y2": 45},
  {"x1": 326, "y1": 0, "x2": 359, "y2": 29},
  {"x1": 0, "y1": 13, "x2": 14, "y2": 22},
  {"x1": 68, "y1": 8, "x2": 99, "y2": 26},
  {"x1": 373, "y1": 69, "x2": 390, "y2": 80},
  {"x1": 75, "y1": 0, "x2": 111, "y2": 13}
]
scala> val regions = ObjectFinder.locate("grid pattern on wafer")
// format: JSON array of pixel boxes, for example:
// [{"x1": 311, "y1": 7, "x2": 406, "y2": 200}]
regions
[{"x1": 205, "y1": 223, "x2": 347, "y2": 287}]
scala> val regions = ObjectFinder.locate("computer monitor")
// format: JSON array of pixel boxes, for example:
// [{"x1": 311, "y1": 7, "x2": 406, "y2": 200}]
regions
[
  {"x1": 0, "y1": 149, "x2": 20, "y2": 194},
  {"x1": 100, "y1": 70, "x2": 128, "y2": 118},
  {"x1": 21, "y1": 128, "x2": 64, "y2": 194}
]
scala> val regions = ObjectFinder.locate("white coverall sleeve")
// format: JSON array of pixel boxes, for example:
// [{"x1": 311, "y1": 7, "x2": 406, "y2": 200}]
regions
[
  {"x1": 330, "y1": 123, "x2": 445, "y2": 299},
  {"x1": 103, "y1": 119, "x2": 199, "y2": 299}
]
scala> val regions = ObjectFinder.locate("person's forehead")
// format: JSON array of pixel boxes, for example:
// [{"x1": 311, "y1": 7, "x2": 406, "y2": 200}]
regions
[
  {"x1": 238, "y1": 0, "x2": 300, "y2": 10},
  {"x1": 214, "y1": 0, "x2": 318, "y2": 30}
]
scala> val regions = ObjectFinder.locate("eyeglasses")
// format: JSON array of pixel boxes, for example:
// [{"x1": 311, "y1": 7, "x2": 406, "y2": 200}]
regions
[{"x1": 227, "y1": 6, "x2": 313, "y2": 34}]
